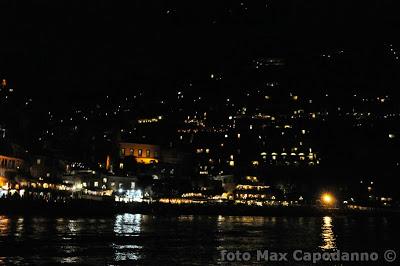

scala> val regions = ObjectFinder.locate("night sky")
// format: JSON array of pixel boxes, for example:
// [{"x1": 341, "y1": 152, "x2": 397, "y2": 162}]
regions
[{"x1": 1, "y1": 0, "x2": 400, "y2": 98}]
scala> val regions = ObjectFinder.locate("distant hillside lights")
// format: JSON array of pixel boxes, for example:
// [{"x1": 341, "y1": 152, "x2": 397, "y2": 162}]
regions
[
  {"x1": 138, "y1": 116, "x2": 163, "y2": 124},
  {"x1": 261, "y1": 149, "x2": 319, "y2": 166}
]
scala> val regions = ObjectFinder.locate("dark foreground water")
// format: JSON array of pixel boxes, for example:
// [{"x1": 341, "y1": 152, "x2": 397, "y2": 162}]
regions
[{"x1": 0, "y1": 214, "x2": 399, "y2": 265}]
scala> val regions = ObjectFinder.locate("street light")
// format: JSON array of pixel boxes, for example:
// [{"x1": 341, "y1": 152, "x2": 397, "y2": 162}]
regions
[{"x1": 321, "y1": 193, "x2": 335, "y2": 205}]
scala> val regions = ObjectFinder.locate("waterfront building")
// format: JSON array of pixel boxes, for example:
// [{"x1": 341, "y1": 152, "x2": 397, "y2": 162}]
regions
[{"x1": 0, "y1": 155, "x2": 24, "y2": 188}]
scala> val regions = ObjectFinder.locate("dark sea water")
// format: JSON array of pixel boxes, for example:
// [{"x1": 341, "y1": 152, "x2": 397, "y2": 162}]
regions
[{"x1": 0, "y1": 214, "x2": 398, "y2": 265}]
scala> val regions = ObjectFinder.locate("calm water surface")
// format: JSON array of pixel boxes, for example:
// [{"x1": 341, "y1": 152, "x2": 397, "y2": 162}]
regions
[{"x1": 0, "y1": 214, "x2": 398, "y2": 265}]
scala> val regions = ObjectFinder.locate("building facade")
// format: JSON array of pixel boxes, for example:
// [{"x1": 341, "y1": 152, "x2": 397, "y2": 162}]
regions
[
  {"x1": 119, "y1": 143, "x2": 160, "y2": 164},
  {"x1": 0, "y1": 155, "x2": 24, "y2": 187}
]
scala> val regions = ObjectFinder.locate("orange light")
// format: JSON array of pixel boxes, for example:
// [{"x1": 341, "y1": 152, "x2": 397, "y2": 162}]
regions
[
  {"x1": 106, "y1": 155, "x2": 111, "y2": 170},
  {"x1": 322, "y1": 193, "x2": 334, "y2": 205}
]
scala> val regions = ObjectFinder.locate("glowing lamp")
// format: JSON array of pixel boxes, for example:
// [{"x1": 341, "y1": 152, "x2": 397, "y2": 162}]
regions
[{"x1": 322, "y1": 193, "x2": 334, "y2": 205}]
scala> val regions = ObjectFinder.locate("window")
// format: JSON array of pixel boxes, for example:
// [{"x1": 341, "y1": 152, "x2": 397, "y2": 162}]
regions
[
  {"x1": 131, "y1": 182, "x2": 135, "y2": 189},
  {"x1": 37, "y1": 158, "x2": 41, "y2": 165},
  {"x1": 146, "y1": 149, "x2": 150, "y2": 157},
  {"x1": 119, "y1": 163, "x2": 124, "y2": 169},
  {"x1": 130, "y1": 149, "x2": 134, "y2": 155},
  {"x1": 138, "y1": 149, "x2": 142, "y2": 157},
  {"x1": 94, "y1": 181, "x2": 99, "y2": 187},
  {"x1": 120, "y1": 148, "x2": 125, "y2": 156}
]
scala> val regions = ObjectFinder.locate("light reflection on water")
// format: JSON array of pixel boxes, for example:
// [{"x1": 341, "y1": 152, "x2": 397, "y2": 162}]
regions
[
  {"x1": 67, "y1": 219, "x2": 80, "y2": 236},
  {"x1": 0, "y1": 214, "x2": 396, "y2": 265},
  {"x1": 113, "y1": 213, "x2": 143, "y2": 262},
  {"x1": 60, "y1": 256, "x2": 80, "y2": 263},
  {"x1": 14, "y1": 217, "x2": 24, "y2": 238},
  {"x1": 0, "y1": 215, "x2": 10, "y2": 236},
  {"x1": 320, "y1": 216, "x2": 336, "y2": 250},
  {"x1": 114, "y1": 213, "x2": 142, "y2": 236}
]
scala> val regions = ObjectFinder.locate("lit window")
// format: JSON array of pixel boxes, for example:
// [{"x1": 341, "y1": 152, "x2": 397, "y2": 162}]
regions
[
  {"x1": 131, "y1": 182, "x2": 135, "y2": 189},
  {"x1": 130, "y1": 149, "x2": 134, "y2": 155},
  {"x1": 146, "y1": 149, "x2": 151, "y2": 157},
  {"x1": 94, "y1": 181, "x2": 99, "y2": 187},
  {"x1": 119, "y1": 163, "x2": 124, "y2": 169},
  {"x1": 120, "y1": 148, "x2": 125, "y2": 156},
  {"x1": 138, "y1": 149, "x2": 142, "y2": 157},
  {"x1": 37, "y1": 159, "x2": 41, "y2": 165},
  {"x1": 103, "y1": 178, "x2": 107, "y2": 183}
]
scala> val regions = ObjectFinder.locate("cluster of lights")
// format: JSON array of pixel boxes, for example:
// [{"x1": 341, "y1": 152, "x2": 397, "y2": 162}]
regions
[
  {"x1": 138, "y1": 116, "x2": 163, "y2": 124},
  {"x1": 386, "y1": 43, "x2": 399, "y2": 61}
]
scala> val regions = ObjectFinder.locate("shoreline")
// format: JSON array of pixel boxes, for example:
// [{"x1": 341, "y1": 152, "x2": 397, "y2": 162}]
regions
[{"x1": 1, "y1": 199, "x2": 399, "y2": 218}]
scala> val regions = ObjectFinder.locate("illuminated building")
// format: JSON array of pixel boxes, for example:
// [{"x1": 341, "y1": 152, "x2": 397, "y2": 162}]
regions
[
  {"x1": 234, "y1": 183, "x2": 272, "y2": 204},
  {"x1": 0, "y1": 155, "x2": 24, "y2": 188},
  {"x1": 29, "y1": 156, "x2": 65, "y2": 180},
  {"x1": 119, "y1": 142, "x2": 160, "y2": 164}
]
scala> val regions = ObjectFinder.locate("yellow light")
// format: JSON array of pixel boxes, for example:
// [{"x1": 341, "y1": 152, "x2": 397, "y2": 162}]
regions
[{"x1": 322, "y1": 193, "x2": 334, "y2": 205}]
